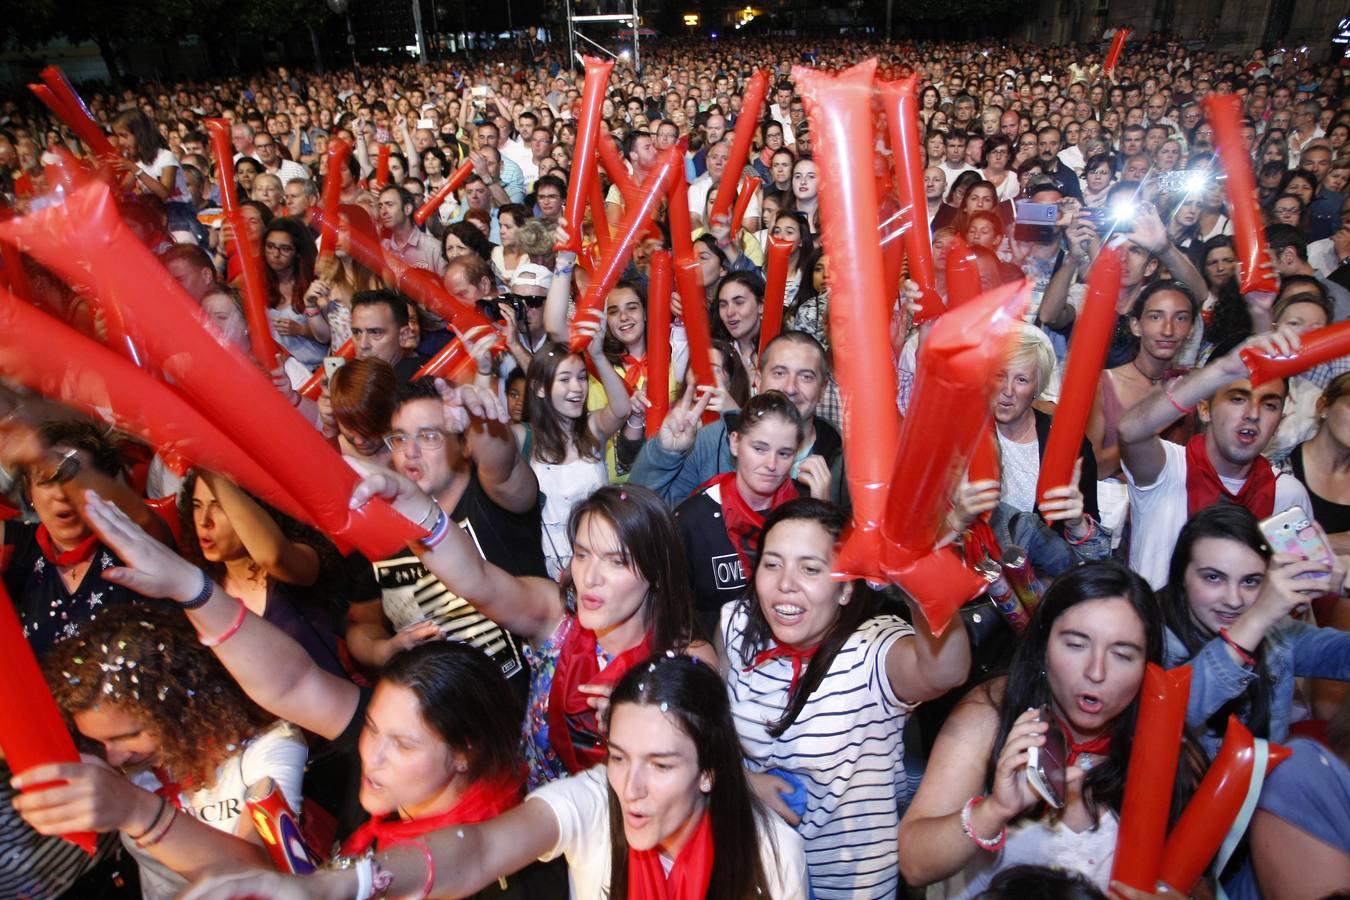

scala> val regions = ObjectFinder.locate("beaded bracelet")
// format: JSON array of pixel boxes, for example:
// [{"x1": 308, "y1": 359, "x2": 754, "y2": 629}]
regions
[
  {"x1": 960, "y1": 795, "x2": 1007, "y2": 852},
  {"x1": 199, "y1": 595, "x2": 247, "y2": 648}
]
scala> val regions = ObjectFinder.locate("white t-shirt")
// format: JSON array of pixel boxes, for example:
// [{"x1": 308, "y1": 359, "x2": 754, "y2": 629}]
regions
[
  {"x1": 528, "y1": 765, "x2": 808, "y2": 899},
  {"x1": 722, "y1": 603, "x2": 915, "y2": 899},
  {"x1": 125, "y1": 721, "x2": 307, "y2": 900},
  {"x1": 997, "y1": 430, "x2": 1041, "y2": 513},
  {"x1": 687, "y1": 173, "x2": 760, "y2": 224},
  {"x1": 1124, "y1": 439, "x2": 1313, "y2": 589},
  {"x1": 938, "y1": 161, "x2": 976, "y2": 185},
  {"x1": 138, "y1": 148, "x2": 187, "y2": 203}
]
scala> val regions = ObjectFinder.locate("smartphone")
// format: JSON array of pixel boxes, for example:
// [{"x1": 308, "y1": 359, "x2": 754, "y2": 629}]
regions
[
  {"x1": 1259, "y1": 507, "x2": 1333, "y2": 577},
  {"x1": 1014, "y1": 201, "x2": 1059, "y2": 226},
  {"x1": 416, "y1": 118, "x2": 436, "y2": 130},
  {"x1": 1026, "y1": 710, "x2": 1067, "y2": 809},
  {"x1": 323, "y1": 356, "x2": 348, "y2": 380},
  {"x1": 472, "y1": 85, "x2": 489, "y2": 97}
]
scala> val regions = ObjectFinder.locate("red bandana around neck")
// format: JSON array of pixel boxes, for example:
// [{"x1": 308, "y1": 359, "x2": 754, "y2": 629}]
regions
[
  {"x1": 701, "y1": 471, "x2": 799, "y2": 577},
  {"x1": 35, "y1": 526, "x2": 100, "y2": 567},
  {"x1": 341, "y1": 767, "x2": 525, "y2": 856},
  {"x1": 746, "y1": 642, "x2": 818, "y2": 696},
  {"x1": 621, "y1": 355, "x2": 648, "y2": 394},
  {"x1": 548, "y1": 618, "x2": 653, "y2": 774},
  {"x1": 1053, "y1": 714, "x2": 1113, "y2": 767},
  {"x1": 627, "y1": 808, "x2": 714, "y2": 900},
  {"x1": 1184, "y1": 434, "x2": 1276, "y2": 517}
]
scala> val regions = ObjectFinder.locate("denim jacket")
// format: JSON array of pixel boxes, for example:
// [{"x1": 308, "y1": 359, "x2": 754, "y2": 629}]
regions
[
  {"x1": 1164, "y1": 619, "x2": 1350, "y2": 758},
  {"x1": 989, "y1": 504, "x2": 1113, "y2": 576}
]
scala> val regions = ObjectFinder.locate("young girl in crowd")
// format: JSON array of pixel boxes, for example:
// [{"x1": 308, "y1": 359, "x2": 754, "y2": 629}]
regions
[
  {"x1": 723, "y1": 499, "x2": 970, "y2": 898},
  {"x1": 112, "y1": 109, "x2": 183, "y2": 206},
  {"x1": 763, "y1": 211, "x2": 814, "y2": 309},
  {"x1": 491, "y1": 204, "x2": 530, "y2": 286},
  {"x1": 261, "y1": 217, "x2": 326, "y2": 367},
  {"x1": 16, "y1": 604, "x2": 306, "y2": 900},
  {"x1": 713, "y1": 272, "x2": 767, "y2": 373},
  {"x1": 1160, "y1": 503, "x2": 1350, "y2": 757},
  {"x1": 305, "y1": 204, "x2": 382, "y2": 349},
  {"x1": 320, "y1": 356, "x2": 398, "y2": 465}
]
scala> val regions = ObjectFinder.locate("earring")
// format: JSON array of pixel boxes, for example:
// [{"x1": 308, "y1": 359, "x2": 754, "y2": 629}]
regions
[{"x1": 699, "y1": 777, "x2": 712, "y2": 793}]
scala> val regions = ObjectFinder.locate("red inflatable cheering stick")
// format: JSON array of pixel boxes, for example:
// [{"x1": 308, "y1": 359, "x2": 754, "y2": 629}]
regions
[
  {"x1": 1242, "y1": 319, "x2": 1350, "y2": 388},
  {"x1": 729, "y1": 175, "x2": 763, "y2": 237},
  {"x1": 1111, "y1": 664, "x2": 1192, "y2": 892},
  {"x1": 317, "y1": 140, "x2": 353, "y2": 264},
  {"x1": 1036, "y1": 249, "x2": 1122, "y2": 507},
  {"x1": 646, "y1": 250, "x2": 673, "y2": 438},
  {"x1": 1206, "y1": 95, "x2": 1278, "y2": 294},
  {"x1": 794, "y1": 60, "x2": 901, "y2": 578},
  {"x1": 1158, "y1": 716, "x2": 1291, "y2": 894},
  {"x1": 880, "y1": 75, "x2": 943, "y2": 322},
  {"x1": 373, "y1": 144, "x2": 391, "y2": 191},
  {"x1": 0, "y1": 582, "x2": 95, "y2": 854},
  {"x1": 759, "y1": 235, "x2": 793, "y2": 356},
  {"x1": 709, "y1": 70, "x2": 769, "y2": 229},
  {"x1": 1103, "y1": 28, "x2": 1132, "y2": 77},
  {"x1": 206, "y1": 118, "x2": 283, "y2": 368},
  {"x1": 558, "y1": 57, "x2": 615, "y2": 253},
  {"x1": 944, "y1": 235, "x2": 983, "y2": 309},
  {"x1": 413, "y1": 160, "x2": 474, "y2": 228},
  {"x1": 878, "y1": 280, "x2": 1029, "y2": 632},
  {"x1": 32, "y1": 67, "x2": 119, "y2": 164}
]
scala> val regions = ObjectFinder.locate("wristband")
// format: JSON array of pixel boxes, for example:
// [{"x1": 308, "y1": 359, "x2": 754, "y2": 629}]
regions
[
  {"x1": 1166, "y1": 379, "x2": 1195, "y2": 415},
  {"x1": 1219, "y1": 627, "x2": 1257, "y2": 667},
  {"x1": 384, "y1": 840, "x2": 436, "y2": 900},
  {"x1": 960, "y1": 795, "x2": 1007, "y2": 852},
  {"x1": 1065, "y1": 515, "x2": 1096, "y2": 546},
  {"x1": 199, "y1": 594, "x2": 247, "y2": 647},
  {"x1": 419, "y1": 506, "x2": 452, "y2": 549},
  {"x1": 180, "y1": 569, "x2": 215, "y2": 611},
  {"x1": 352, "y1": 855, "x2": 374, "y2": 900},
  {"x1": 137, "y1": 804, "x2": 177, "y2": 848},
  {"x1": 126, "y1": 795, "x2": 168, "y2": 841}
]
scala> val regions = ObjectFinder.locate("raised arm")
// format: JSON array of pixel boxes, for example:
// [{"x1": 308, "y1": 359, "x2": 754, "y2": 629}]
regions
[
  {"x1": 885, "y1": 598, "x2": 972, "y2": 704},
  {"x1": 543, "y1": 238, "x2": 577, "y2": 343},
  {"x1": 436, "y1": 379, "x2": 539, "y2": 515},
  {"x1": 80, "y1": 491, "x2": 361, "y2": 742},
  {"x1": 579, "y1": 319, "x2": 631, "y2": 442},
  {"x1": 198, "y1": 470, "x2": 320, "y2": 586}
]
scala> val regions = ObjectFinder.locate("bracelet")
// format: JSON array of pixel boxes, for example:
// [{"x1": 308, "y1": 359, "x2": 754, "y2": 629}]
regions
[
  {"x1": 419, "y1": 507, "x2": 451, "y2": 549},
  {"x1": 554, "y1": 263, "x2": 575, "y2": 277},
  {"x1": 1219, "y1": 627, "x2": 1257, "y2": 667},
  {"x1": 137, "y1": 804, "x2": 177, "y2": 848},
  {"x1": 1166, "y1": 379, "x2": 1195, "y2": 416},
  {"x1": 1065, "y1": 515, "x2": 1096, "y2": 546},
  {"x1": 179, "y1": 569, "x2": 215, "y2": 611},
  {"x1": 199, "y1": 594, "x2": 247, "y2": 647},
  {"x1": 960, "y1": 795, "x2": 1007, "y2": 852},
  {"x1": 126, "y1": 795, "x2": 168, "y2": 841},
  {"x1": 384, "y1": 839, "x2": 436, "y2": 900},
  {"x1": 352, "y1": 855, "x2": 374, "y2": 900},
  {"x1": 304, "y1": 307, "x2": 322, "y2": 317}
]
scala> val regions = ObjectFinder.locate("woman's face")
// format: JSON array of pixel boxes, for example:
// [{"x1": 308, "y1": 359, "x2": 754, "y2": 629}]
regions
[
  {"x1": 791, "y1": 160, "x2": 818, "y2": 202},
  {"x1": 1275, "y1": 298, "x2": 1328, "y2": 336},
  {"x1": 544, "y1": 353, "x2": 588, "y2": 421},
  {"x1": 263, "y1": 229, "x2": 297, "y2": 275},
  {"x1": 695, "y1": 243, "x2": 725, "y2": 288},
  {"x1": 551, "y1": 144, "x2": 570, "y2": 167},
  {"x1": 984, "y1": 144, "x2": 1009, "y2": 171},
  {"x1": 965, "y1": 185, "x2": 997, "y2": 212},
  {"x1": 423, "y1": 152, "x2": 443, "y2": 178},
  {"x1": 717, "y1": 280, "x2": 762, "y2": 342},
  {"x1": 112, "y1": 124, "x2": 136, "y2": 157},
  {"x1": 443, "y1": 232, "x2": 471, "y2": 260},
  {"x1": 769, "y1": 215, "x2": 801, "y2": 253},
  {"x1": 755, "y1": 518, "x2": 848, "y2": 649},
  {"x1": 358, "y1": 682, "x2": 457, "y2": 818},
  {"x1": 991, "y1": 355, "x2": 1039, "y2": 425},
  {"x1": 1155, "y1": 141, "x2": 1181, "y2": 170},
  {"x1": 236, "y1": 163, "x2": 259, "y2": 191},
  {"x1": 569, "y1": 512, "x2": 650, "y2": 636},
  {"x1": 192, "y1": 477, "x2": 247, "y2": 563},
  {"x1": 498, "y1": 214, "x2": 519, "y2": 248},
  {"x1": 1204, "y1": 244, "x2": 1238, "y2": 288},
  {"x1": 1182, "y1": 537, "x2": 1266, "y2": 633},
  {"x1": 388, "y1": 156, "x2": 407, "y2": 184},
  {"x1": 1285, "y1": 177, "x2": 1314, "y2": 204},
  {"x1": 606, "y1": 287, "x2": 646, "y2": 348},
  {"x1": 730, "y1": 415, "x2": 797, "y2": 499},
  {"x1": 201, "y1": 293, "x2": 249, "y2": 350},
  {"x1": 1086, "y1": 163, "x2": 1113, "y2": 192},
  {"x1": 764, "y1": 125, "x2": 783, "y2": 150},
  {"x1": 1262, "y1": 141, "x2": 1286, "y2": 164},
  {"x1": 926, "y1": 133, "x2": 945, "y2": 162},
  {"x1": 771, "y1": 154, "x2": 793, "y2": 186},
  {"x1": 1172, "y1": 197, "x2": 1200, "y2": 228},
  {"x1": 966, "y1": 217, "x2": 999, "y2": 249},
  {"x1": 812, "y1": 254, "x2": 829, "y2": 293},
  {"x1": 606, "y1": 703, "x2": 708, "y2": 854},
  {"x1": 73, "y1": 704, "x2": 161, "y2": 772},
  {"x1": 1324, "y1": 168, "x2": 1349, "y2": 195},
  {"x1": 1045, "y1": 596, "x2": 1148, "y2": 739}
]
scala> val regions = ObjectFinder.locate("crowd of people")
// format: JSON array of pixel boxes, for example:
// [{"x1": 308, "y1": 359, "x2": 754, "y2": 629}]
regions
[{"x1": 0, "y1": 29, "x2": 1349, "y2": 900}]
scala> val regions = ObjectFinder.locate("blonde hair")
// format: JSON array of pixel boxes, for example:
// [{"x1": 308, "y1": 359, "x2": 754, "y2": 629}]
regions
[{"x1": 1010, "y1": 323, "x2": 1057, "y2": 397}]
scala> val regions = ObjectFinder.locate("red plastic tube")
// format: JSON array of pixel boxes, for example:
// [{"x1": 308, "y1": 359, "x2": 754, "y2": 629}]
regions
[
  {"x1": 880, "y1": 75, "x2": 943, "y2": 322},
  {"x1": 710, "y1": 70, "x2": 769, "y2": 228},
  {"x1": 1103, "y1": 29, "x2": 1132, "y2": 76},
  {"x1": 1242, "y1": 319, "x2": 1350, "y2": 387},
  {"x1": 373, "y1": 144, "x2": 391, "y2": 191},
  {"x1": 35, "y1": 67, "x2": 119, "y2": 162},
  {"x1": 759, "y1": 235, "x2": 793, "y2": 356},
  {"x1": 729, "y1": 176, "x2": 763, "y2": 237},
  {"x1": 558, "y1": 57, "x2": 614, "y2": 253},
  {"x1": 646, "y1": 250, "x2": 673, "y2": 438},
  {"x1": 297, "y1": 339, "x2": 355, "y2": 401},
  {"x1": 413, "y1": 160, "x2": 474, "y2": 228},
  {"x1": 318, "y1": 140, "x2": 353, "y2": 264},
  {"x1": 945, "y1": 235, "x2": 983, "y2": 309},
  {"x1": 1206, "y1": 95, "x2": 1278, "y2": 294},
  {"x1": 410, "y1": 337, "x2": 476, "y2": 384}
]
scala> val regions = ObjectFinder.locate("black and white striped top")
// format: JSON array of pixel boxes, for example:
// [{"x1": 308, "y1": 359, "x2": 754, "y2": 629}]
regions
[
  {"x1": 722, "y1": 602, "x2": 915, "y2": 900},
  {"x1": 0, "y1": 761, "x2": 106, "y2": 899}
]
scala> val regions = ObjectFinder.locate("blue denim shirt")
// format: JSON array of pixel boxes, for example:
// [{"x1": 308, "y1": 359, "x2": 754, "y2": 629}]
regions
[{"x1": 1164, "y1": 619, "x2": 1350, "y2": 758}]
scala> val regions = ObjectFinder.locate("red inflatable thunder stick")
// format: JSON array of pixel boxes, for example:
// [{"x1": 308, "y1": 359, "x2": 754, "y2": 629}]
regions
[
  {"x1": 729, "y1": 175, "x2": 763, "y2": 238},
  {"x1": 709, "y1": 70, "x2": 770, "y2": 229},
  {"x1": 206, "y1": 118, "x2": 283, "y2": 369},
  {"x1": 0, "y1": 181, "x2": 423, "y2": 560},
  {"x1": 666, "y1": 160, "x2": 718, "y2": 405},
  {"x1": 373, "y1": 143, "x2": 391, "y2": 191},
  {"x1": 317, "y1": 140, "x2": 353, "y2": 264},
  {"x1": 0, "y1": 583, "x2": 95, "y2": 854},
  {"x1": 1206, "y1": 95, "x2": 1278, "y2": 294},
  {"x1": 794, "y1": 59, "x2": 902, "y2": 580},
  {"x1": 412, "y1": 160, "x2": 474, "y2": 228},
  {"x1": 878, "y1": 279, "x2": 1030, "y2": 633},
  {"x1": 568, "y1": 147, "x2": 682, "y2": 353},
  {"x1": 1036, "y1": 249, "x2": 1123, "y2": 507},
  {"x1": 587, "y1": 170, "x2": 615, "y2": 259},
  {"x1": 411, "y1": 338, "x2": 473, "y2": 383},
  {"x1": 31, "y1": 67, "x2": 119, "y2": 163},
  {"x1": 759, "y1": 235, "x2": 793, "y2": 356},
  {"x1": 1242, "y1": 319, "x2": 1350, "y2": 388},
  {"x1": 944, "y1": 235, "x2": 983, "y2": 309},
  {"x1": 646, "y1": 250, "x2": 673, "y2": 438},
  {"x1": 1111, "y1": 664, "x2": 1192, "y2": 892},
  {"x1": 246, "y1": 778, "x2": 321, "y2": 874},
  {"x1": 880, "y1": 75, "x2": 943, "y2": 322},
  {"x1": 596, "y1": 131, "x2": 639, "y2": 202},
  {"x1": 1158, "y1": 716, "x2": 1291, "y2": 894},
  {"x1": 1103, "y1": 28, "x2": 1132, "y2": 76},
  {"x1": 558, "y1": 57, "x2": 615, "y2": 253},
  {"x1": 297, "y1": 339, "x2": 356, "y2": 402}
]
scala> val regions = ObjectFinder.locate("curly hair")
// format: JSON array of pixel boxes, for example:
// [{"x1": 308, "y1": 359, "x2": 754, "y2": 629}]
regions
[{"x1": 44, "y1": 604, "x2": 273, "y2": 788}]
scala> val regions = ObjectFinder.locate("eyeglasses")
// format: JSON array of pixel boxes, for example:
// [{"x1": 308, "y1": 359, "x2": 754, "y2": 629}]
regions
[
  {"x1": 383, "y1": 428, "x2": 447, "y2": 452},
  {"x1": 264, "y1": 242, "x2": 296, "y2": 254}
]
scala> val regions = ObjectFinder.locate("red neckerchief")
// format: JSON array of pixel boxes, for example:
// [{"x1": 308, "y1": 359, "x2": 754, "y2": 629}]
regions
[
  {"x1": 547, "y1": 618, "x2": 652, "y2": 774},
  {"x1": 746, "y1": 642, "x2": 818, "y2": 695},
  {"x1": 35, "y1": 526, "x2": 99, "y2": 567},
  {"x1": 698, "y1": 471, "x2": 800, "y2": 576},
  {"x1": 340, "y1": 768, "x2": 525, "y2": 856},
  {"x1": 1184, "y1": 434, "x2": 1276, "y2": 517},
  {"x1": 152, "y1": 768, "x2": 193, "y2": 810},
  {"x1": 1054, "y1": 715, "x2": 1112, "y2": 767},
  {"x1": 627, "y1": 808, "x2": 714, "y2": 900},
  {"x1": 621, "y1": 355, "x2": 647, "y2": 394}
]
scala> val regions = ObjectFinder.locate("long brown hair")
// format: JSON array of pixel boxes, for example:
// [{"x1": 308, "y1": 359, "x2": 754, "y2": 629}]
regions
[{"x1": 524, "y1": 341, "x2": 606, "y2": 465}]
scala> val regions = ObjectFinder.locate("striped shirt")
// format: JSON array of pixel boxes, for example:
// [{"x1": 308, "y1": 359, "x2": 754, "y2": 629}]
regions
[{"x1": 722, "y1": 602, "x2": 914, "y2": 899}]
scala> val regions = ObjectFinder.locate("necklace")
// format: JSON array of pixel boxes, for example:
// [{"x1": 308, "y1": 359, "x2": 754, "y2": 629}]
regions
[{"x1": 1130, "y1": 358, "x2": 1162, "y2": 386}]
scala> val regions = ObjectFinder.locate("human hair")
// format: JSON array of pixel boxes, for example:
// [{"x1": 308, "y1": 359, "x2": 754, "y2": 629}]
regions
[
  {"x1": 444, "y1": 253, "x2": 494, "y2": 297},
  {"x1": 159, "y1": 241, "x2": 215, "y2": 273},
  {"x1": 560, "y1": 485, "x2": 701, "y2": 650},
  {"x1": 965, "y1": 209, "x2": 1005, "y2": 243},
  {"x1": 1010, "y1": 323, "x2": 1057, "y2": 396},
  {"x1": 980, "y1": 135, "x2": 1014, "y2": 168},
  {"x1": 732, "y1": 390, "x2": 803, "y2": 444},
  {"x1": 710, "y1": 338, "x2": 752, "y2": 409},
  {"x1": 761, "y1": 329, "x2": 829, "y2": 381},
  {"x1": 600, "y1": 280, "x2": 648, "y2": 364},
  {"x1": 17, "y1": 419, "x2": 123, "y2": 500},
  {"x1": 524, "y1": 342, "x2": 605, "y2": 465},
  {"x1": 45, "y1": 604, "x2": 274, "y2": 788},
  {"x1": 985, "y1": 561, "x2": 1163, "y2": 821},
  {"x1": 113, "y1": 108, "x2": 168, "y2": 164},
  {"x1": 262, "y1": 217, "x2": 317, "y2": 314},
  {"x1": 1158, "y1": 503, "x2": 1272, "y2": 739},
  {"x1": 443, "y1": 221, "x2": 495, "y2": 263},
  {"x1": 604, "y1": 655, "x2": 774, "y2": 900},
  {"x1": 1265, "y1": 222, "x2": 1308, "y2": 261},
  {"x1": 380, "y1": 642, "x2": 524, "y2": 783},
  {"x1": 514, "y1": 218, "x2": 557, "y2": 262},
  {"x1": 946, "y1": 169, "x2": 983, "y2": 205},
  {"x1": 352, "y1": 289, "x2": 411, "y2": 328},
  {"x1": 975, "y1": 864, "x2": 1108, "y2": 900},
  {"x1": 736, "y1": 499, "x2": 887, "y2": 737},
  {"x1": 1273, "y1": 278, "x2": 1333, "y2": 325},
  {"x1": 533, "y1": 174, "x2": 566, "y2": 200},
  {"x1": 1130, "y1": 278, "x2": 1199, "y2": 320},
  {"x1": 380, "y1": 184, "x2": 415, "y2": 218},
  {"x1": 1084, "y1": 152, "x2": 1116, "y2": 178},
  {"x1": 772, "y1": 211, "x2": 815, "y2": 270},
  {"x1": 330, "y1": 356, "x2": 399, "y2": 443},
  {"x1": 497, "y1": 203, "x2": 529, "y2": 231},
  {"x1": 1277, "y1": 169, "x2": 1317, "y2": 198}
]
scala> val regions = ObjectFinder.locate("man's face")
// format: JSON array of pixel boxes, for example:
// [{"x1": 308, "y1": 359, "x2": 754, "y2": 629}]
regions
[
  {"x1": 474, "y1": 124, "x2": 498, "y2": 150},
  {"x1": 1302, "y1": 148, "x2": 1331, "y2": 182},
  {"x1": 704, "y1": 115, "x2": 727, "y2": 145},
  {"x1": 285, "y1": 182, "x2": 311, "y2": 216},
  {"x1": 378, "y1": 189, "x2": 409, "y2": 231},
  {"x1": 530, "y1": 128, "x2": 553, "y2": 160},
  {"x1": 351, "y1": 304, "x2": 406, "y2": 365},
  {"x1": 389, "y1": 398, "x2": 458, "y2": 494},
  {"x1": 1121, "y1": 129, "x2": 1144, "y2": 155},
  {"x1": 1036, "y1": 129, "x2": 1061, "y2": 161},
  {"x1": 629, "y1": 134, "x2": 657, "y2": 171},
  {"x1": 1000, "y1": 111, "x2": 1021, "y2": 141},
  {"x1": 756, "y1": 342, "x2": 824, "y2": 420},
  {"x1": 1201, "y1": 379, "x2": 1287, "y2": 467},
  {"x1": 706, "y1": 143, "x2": 730, "y2": 181},
  {"x1": 944, "y1": 136, "x2": 966, "y2": 165},
  {"x1": 924, "y1": 167, "x2": 946, "y2": 201},
  {"x1": 253, "y1": 134, "x2": 279, "y2": 165},
  {"x1": 464, "y1": 180, "x2": 491, "y2": 210},
  {"x1": 656, "y1": 122, "x2": 679, "y2": 149},
  {"x1": 775, "y1": 88, "x2": 792, "y2": 110}
]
